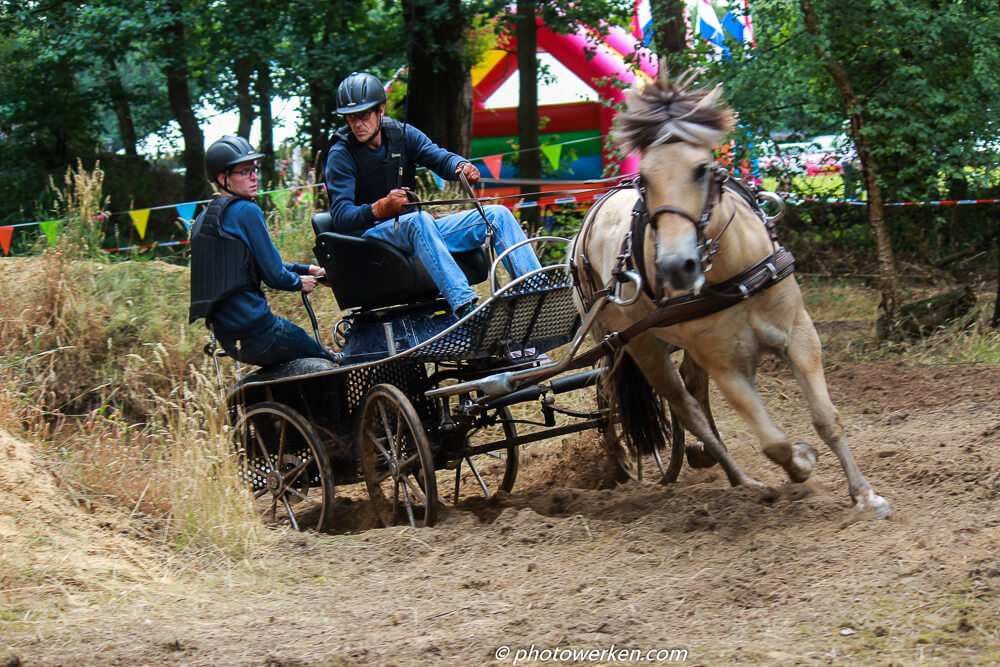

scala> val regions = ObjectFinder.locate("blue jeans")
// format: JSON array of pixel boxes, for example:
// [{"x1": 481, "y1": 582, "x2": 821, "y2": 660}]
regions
[
  {"x1": 362, "y1": 205, "x2": 542, "y2": 312},
  {"x1": 219, "y1": 316, "x2": 330, "y2": 367}
]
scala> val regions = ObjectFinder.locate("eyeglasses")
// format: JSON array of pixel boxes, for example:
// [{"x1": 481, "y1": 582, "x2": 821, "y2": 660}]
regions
[
  {"x1": 344, "y1": 109, "x2": 377, "y2": 123},
  {"x1": 231, "y1": 166, "x2": 259, "y2": 178}
]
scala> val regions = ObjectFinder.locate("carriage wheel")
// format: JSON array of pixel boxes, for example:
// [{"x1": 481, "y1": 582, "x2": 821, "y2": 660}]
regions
[
  {"x1": 358, "y1": 384, "x2": 438, "y2": 528},
  {"x1": 452, "y1": 405, "x2": 520, "y2": 502},
  {"x1": 598, "y1": 392, "x2": 685, "y2": 484},
  {"x1": 233, "y1": 402, "x2": 336, "y2": 532}
]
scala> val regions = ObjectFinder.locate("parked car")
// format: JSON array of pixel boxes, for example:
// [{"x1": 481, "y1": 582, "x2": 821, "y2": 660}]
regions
[{"x1": 758, "y1": 134, "x2": 857, "y2": 176}]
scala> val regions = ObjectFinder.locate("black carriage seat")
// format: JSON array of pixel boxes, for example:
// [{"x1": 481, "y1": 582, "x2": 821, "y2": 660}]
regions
[{"x1": 311, "y1": 211, "x2": 489, "y2": 310}]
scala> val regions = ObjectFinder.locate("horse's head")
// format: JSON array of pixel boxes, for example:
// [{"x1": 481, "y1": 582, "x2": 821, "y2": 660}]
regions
[{"x1": 614, "y1": 67, "x2": 736, "y2": 295}]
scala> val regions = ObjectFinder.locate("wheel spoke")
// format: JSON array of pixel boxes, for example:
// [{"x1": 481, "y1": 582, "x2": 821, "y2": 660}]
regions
[
  {"x1": 366, "y1": 427, "x2": 392, "y2": 459},
  {"x1": 253, "y1": 426, "x2": 275, "y2": 473},
  {"x1": 275, "y1": 418, "x2": 287, "y2": 469},
  {"x1": 399, "y1": 474, "x2": 417, "y2": 527},
  {"x1": 400, "y1": 473, "x2": 428, "y2": 505},
  {"x1": 465, "y1": 456, "x2": 490, "y2": 496},
  {"x1": 391, "y1": 476, "x2": 401, "y2": 525},
  {"x1": 396, "y1": 453, "x2": 419, "y2": 472},
  {"x1": 285, "y1": 486, "x2": 318, "y2": 506},
  {"x1": 281, "y1": 457, "x2": 312, "y2": 488},
  {"x1": 376, "y1": 400, "x2": 396, "y2": 457},
  {"x1": 281, "y1": 495, "x2": 300, "y2": 531}
]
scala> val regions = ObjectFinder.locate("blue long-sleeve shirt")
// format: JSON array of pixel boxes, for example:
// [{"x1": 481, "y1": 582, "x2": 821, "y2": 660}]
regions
[
  {"x1": 324, "y1": 122, "x2": 465, "y2": 234},
  {"x1": 209, "y1": 199, "x2": 310, "y2": 340}
]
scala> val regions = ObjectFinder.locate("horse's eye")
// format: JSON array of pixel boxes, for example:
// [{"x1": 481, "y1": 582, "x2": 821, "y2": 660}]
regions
[{"x1": 693, "y1": 162, "x2": 710, "y2": 182}]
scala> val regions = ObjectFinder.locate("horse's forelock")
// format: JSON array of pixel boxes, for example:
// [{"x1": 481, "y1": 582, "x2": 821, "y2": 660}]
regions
[{"x1": 613, "y1": 67, "x2": 736, "y2": 154}]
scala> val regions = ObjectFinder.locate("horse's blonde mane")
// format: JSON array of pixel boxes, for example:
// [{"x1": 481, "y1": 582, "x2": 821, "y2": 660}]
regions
[{"x1": 613, "y1": 64, "x2": 737, "y2": 153}]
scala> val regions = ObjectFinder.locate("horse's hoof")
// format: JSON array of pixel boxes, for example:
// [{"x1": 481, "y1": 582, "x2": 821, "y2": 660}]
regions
[
  {"x1": 686, "y1": 441, "x2": 718, "y2": 469},
  {"x1": 765, "y1": 442, "x2": 817, "y2": 483},
  {"x1": 854, "y1": 489, "x2": 892, "y2": 519},
  {"x1": 788, "y1": 442, "x2": 818, "y2": 483}
]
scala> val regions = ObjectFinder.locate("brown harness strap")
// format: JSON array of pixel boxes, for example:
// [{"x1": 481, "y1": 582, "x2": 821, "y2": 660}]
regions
[{"x1": 566, "y1": 246, "x2": 797, "y2": 372}]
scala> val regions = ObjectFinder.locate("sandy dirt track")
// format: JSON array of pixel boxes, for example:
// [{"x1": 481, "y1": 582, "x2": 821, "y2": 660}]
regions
[{"x1": 2, "y1": 358, "x2": 999, "y2": 666}]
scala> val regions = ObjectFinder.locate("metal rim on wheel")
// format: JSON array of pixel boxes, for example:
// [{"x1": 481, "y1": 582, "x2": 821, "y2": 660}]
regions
[
  {"x1": 232, "y1": 401, "x2": 336, "y2": 532},
  {"x1": 358, "y1": 384, "x2": 438, "y2": 528}
]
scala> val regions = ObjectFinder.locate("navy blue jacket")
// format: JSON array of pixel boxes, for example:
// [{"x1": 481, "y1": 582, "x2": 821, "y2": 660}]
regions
[
  {"x1": 325, "y1": 122, "x2": 465, "y2": 234},
  {"x1": 208, "y1": 199, "x2": 309, "y2": 340}
]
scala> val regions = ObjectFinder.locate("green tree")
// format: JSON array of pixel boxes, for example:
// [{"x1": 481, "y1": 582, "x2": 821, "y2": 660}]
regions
[
  {"x1": 714, "y1": 0, "x2": 1000, "y2": 334},
  {"x1": 504, "y1": 0, "x2": 633, "y2": 232}
]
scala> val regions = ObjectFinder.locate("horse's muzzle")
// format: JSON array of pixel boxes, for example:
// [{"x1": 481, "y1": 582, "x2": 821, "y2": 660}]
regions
[{"x1": 655, "y1": 242, "x2": 705, "y2": 293}]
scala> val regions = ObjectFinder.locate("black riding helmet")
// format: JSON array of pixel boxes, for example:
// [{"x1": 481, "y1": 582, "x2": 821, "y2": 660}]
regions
[
  {"x1": 205, "y1": 135, "x2": 265, "y2": 183},
  {"x1": 336, "y1": 72, "x2": 386, "y2": 115}
]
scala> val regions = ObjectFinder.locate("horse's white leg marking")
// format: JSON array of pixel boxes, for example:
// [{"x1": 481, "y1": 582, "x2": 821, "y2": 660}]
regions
[
  {"x1": 782, "y1": 311, "x2": 891, "y2": 518},
  {"x1": 626, "y1": 333, "x2": 763, "y2": 488}
]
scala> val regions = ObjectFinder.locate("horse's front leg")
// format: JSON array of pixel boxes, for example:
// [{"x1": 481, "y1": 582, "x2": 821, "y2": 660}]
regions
[
  {"x1": 679, "y1": 351, "x2": 723, "y2": 469},
  {"x1": 781, "y1": 315, "x2": 891, "y2": 518},
  {"x1": 626, "y1": 333, "x2": 763, "y2": 488}
]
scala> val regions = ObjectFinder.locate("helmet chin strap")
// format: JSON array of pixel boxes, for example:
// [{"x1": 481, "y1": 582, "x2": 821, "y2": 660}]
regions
[{"x1": 218, "y1": 173, "x2": 249, "y2": 198}]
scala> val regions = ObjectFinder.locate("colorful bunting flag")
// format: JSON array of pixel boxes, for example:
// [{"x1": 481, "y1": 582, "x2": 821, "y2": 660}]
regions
[
  {"x1": 175, "y1": 202, "x2": 197, "y2": 230},
  {"x1": 482, "y1": 154, "x2": 503, "y2": 180},
  {"x1": 541, "y1": 144, "x2": 563, "y2": 171},
  {"x1": 39, "y1": 220, "x2": 60, "y2": 246},
  {"x1": 698, "y1": 0, "x2": 728, "y2": 56},
  {"x1": 0, "y1": 226, "x2": 12, "y2": 256},
  {"x1": 128, "y1": 209, "x2": 150, "y2": 239}
]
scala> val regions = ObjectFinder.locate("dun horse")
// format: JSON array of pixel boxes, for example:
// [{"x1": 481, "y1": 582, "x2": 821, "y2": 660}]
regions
[{"x1": 571, "y1": 67, "x2": 890, "y2": 518}]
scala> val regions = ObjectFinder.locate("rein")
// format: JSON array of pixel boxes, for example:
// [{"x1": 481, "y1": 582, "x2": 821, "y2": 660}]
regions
[{"x1": 404, "y1": 184, "x2": 623, "y2": 209}]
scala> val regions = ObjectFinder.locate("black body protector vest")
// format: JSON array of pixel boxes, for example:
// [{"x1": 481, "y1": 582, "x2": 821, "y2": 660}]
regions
[
  {"x1": 188, "y1": 196, "x2": 262, "y2": 326},
  {"x1": 333, "y1": 117, "x2": 417, "y2": 206}
]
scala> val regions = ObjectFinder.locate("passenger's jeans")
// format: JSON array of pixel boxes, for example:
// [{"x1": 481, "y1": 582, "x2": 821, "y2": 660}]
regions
[
  {"x1": 362, "y1": 205, "x2": 542, "y2": 313},
  {"x1": 219, "y1": 316, "x2": 330, "y2": 367}
]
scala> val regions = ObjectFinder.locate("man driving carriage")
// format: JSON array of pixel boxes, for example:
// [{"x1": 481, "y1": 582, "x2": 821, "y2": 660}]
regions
[
  {"x1": 324, "y1": 72, "x2": 542, "y2": 318},
  {"x1": 189, "y1": 135, "x2": 332, "y2": 366}
]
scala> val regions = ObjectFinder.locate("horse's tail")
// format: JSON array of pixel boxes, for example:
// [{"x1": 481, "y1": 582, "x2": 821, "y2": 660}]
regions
[{"x1": 598, "y1": 349, "x2": 670, "y2": 460}]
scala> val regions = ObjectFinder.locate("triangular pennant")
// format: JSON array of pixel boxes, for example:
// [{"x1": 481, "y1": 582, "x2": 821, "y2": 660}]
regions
[
  {"x1": 175, "y1": 202, "x2": 197, "y2": 230},
  {"x1": 0, "y1": 226, "x2": 12, "y2": 256},
  {"x1": 270, "y1": 190, "x2": 290, "y2": 210},
  {"x1": 298, "y1": 189, "x2": 313, "y2": 204},
  {"x1": 39, "y1": 220, "x2": 60, "y2": 246},
  {"x1": 482, "y1": 155, "x2": 503, "y2": 180},
  {"x1": 129, "y1": 209, "x2": 150, "y2": 239},
  {"x1": 541, "y1": 144, "x2": 562, "y2": 171}
]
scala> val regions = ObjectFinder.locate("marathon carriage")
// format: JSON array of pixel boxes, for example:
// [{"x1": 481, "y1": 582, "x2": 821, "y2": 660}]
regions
[{"x1": 215, "y1": 192, "x2": 687, "y2": 532}]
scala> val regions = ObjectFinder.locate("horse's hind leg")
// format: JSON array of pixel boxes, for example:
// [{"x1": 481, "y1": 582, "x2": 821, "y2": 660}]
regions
[
  {"x1": 626, "y1": 334, "x2": 763, "y2": 488},
  {"x1": 679, "y1": 352, "x2": 722, "y2": 469},
  {"x1": 782, "y1": 319, "x2": 891, "y2": 517}
]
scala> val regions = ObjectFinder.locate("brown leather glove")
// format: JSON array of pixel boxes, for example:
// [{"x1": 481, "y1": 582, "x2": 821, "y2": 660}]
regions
[
  {"x1": 371, "y1": 188, "x2": 409, "y2": 219},
  {"x1": 456, "y1": 162, "x2": 480, "y2": 186}
]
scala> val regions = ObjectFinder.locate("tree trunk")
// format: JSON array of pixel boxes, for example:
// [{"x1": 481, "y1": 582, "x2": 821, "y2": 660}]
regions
[
  {"x1": 516, "y1": 0, "x2": 541, "y2": 234},
  {"x1": 256, "y1": 63, "x2": 275, "y2": 186},
  {"x1": 648, "y1": 0, "x2": 687, "y2": 68},
  {"x1": 800, "y1": 0, "x2": 901, "y2": 336},
  {"x1": 234, "y1": 58, "x2": 255, "y2": 139},
  {"x1": 162, "y1": 2, "x2": 206, "y2": 202},
  {"x1": 403, "y1": 0, "x2": 473, "y2": 157},
  {"x1": 106, "y1": 57, "x2": 137, "y2": 157}
]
